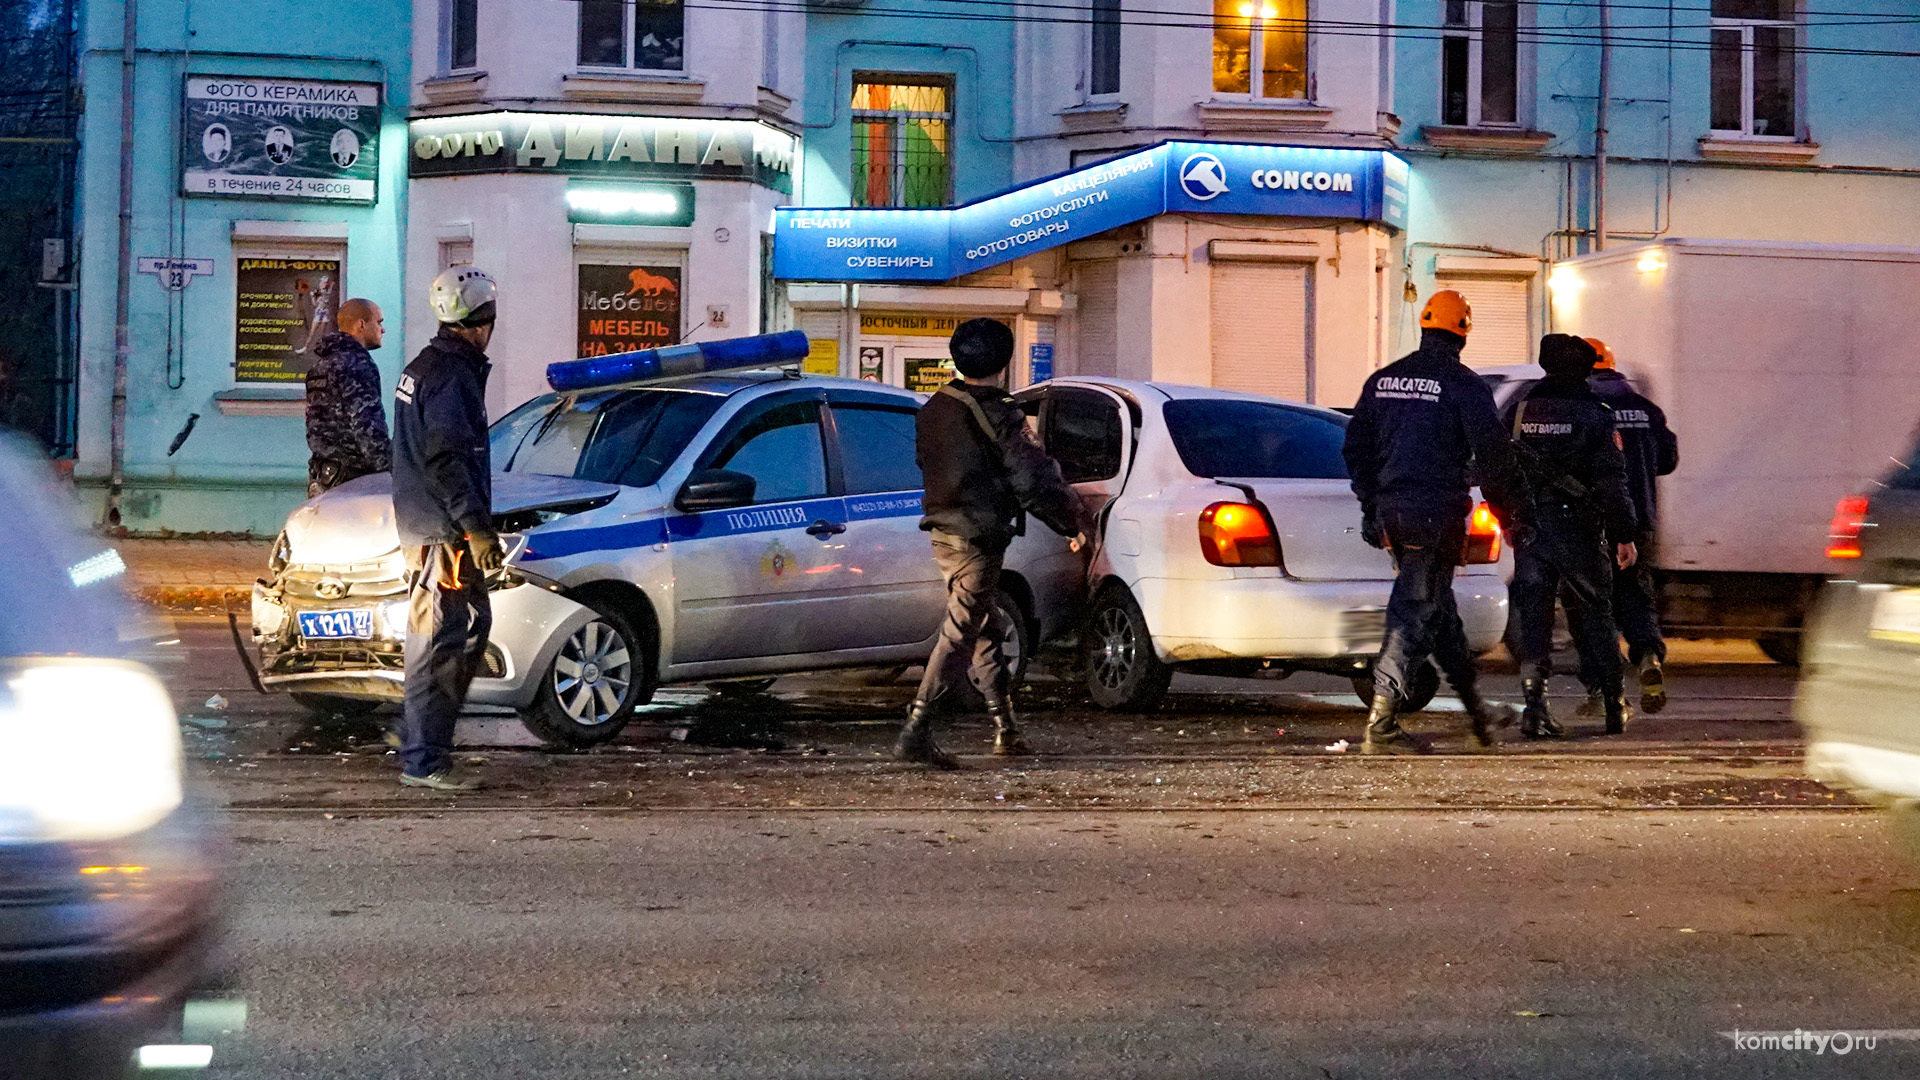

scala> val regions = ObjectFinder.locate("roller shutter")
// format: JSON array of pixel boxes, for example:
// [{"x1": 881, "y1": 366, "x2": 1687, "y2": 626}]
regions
[
  {"x1": 1073, "y1": 261, "x2": 1118, "y2": 377},
  {"x1": 1436, "y1": 274, "x2": 1531, "y2": 368},
  {"x1": 1210, "y1": 261, "x2": 1311, "y2": 401}
]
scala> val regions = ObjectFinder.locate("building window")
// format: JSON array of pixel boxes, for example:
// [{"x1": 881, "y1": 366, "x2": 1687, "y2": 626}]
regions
[
  {"x1": 578, "y1": 0, "x2": 685, "y2": 72},
  {"x1": 1211, "y1": 0, "x2": 1307, "y2": 99},
  {"x1": 449, "y1": 0, "x2": 478, "y2": 71},
  {"x1": 851, "y1": 77, "x2": 952, "y2": 208},
  {"x1": 1711, "y1": 0, "x2": 1796, "y2": 137},
  {"x1": 1090, "y1": 0, "x2": 1122, "y2": 96},
  {"x1": 1441, "y1": 1, "x2": 1519, "y2": 127}
]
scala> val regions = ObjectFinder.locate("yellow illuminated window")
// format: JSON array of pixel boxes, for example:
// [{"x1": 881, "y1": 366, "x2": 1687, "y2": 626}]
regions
[
  {"x1": 1212, "y1": 0, "x2": 1307, "y2": 99},
  {"x1": 851, "y1": 77, "x2": 953, "y2": 208}
]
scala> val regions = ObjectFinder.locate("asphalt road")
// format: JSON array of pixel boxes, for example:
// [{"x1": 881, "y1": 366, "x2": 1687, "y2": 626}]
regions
[{"x1": 133, "y1": 617, "x2": 1920, "y2": 1077}]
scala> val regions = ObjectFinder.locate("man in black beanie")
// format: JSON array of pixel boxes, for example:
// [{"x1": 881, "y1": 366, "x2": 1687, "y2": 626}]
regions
[
  {"x1": 1508, "y1": 334, "x2": 1639, "y2": 737},
  {"x1": 899, "y1": 318, "x2": 1088, "y2": 768}
]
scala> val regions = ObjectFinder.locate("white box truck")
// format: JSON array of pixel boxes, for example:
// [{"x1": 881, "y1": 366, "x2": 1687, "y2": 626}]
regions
[{"x1": 1541, "y1": 238, "x2": 1920, "y2": 664}]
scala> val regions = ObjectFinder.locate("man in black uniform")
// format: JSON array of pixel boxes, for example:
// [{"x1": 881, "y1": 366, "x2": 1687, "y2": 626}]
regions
[
  {"x1": 898, "y1": 319, "x2": 1088, "y2": 769},
  {"x1": 304, "y1": 298, "x2": 391, "y2": 497},
  {"x1": 1508, "y1": 335, "x2": 1639, "y2": 738},
  {"x1": 1569, "y1": 338, "x2": 1679, "y2": 714},
  {"x1": 1343, "y1": 290, "x2": 1528, "y2": 754},
  {"x1": 389, "y1": 267, "x2": 505, "y2": 791}
]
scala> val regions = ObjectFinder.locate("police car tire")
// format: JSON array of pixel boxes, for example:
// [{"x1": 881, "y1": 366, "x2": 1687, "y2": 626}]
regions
[
  {"x1": 994, "y1": 588, "x2": 1035, "y2": 691},
  {"x1": 289, "y1": 692, "x2": 384, "y2": 719},
  {"x1": 1351, "y1": 661, "x2": 1439, "y2": 713},
  {"x1": 1084, "y1": 587, "x2": 1171, "y2": 712},
  {"x1": 1757, "y1": 632, "x2": 1801, "y2": 668},
  {"x1": 521, "y1": 604, "x2": 648, "y2": 748}
]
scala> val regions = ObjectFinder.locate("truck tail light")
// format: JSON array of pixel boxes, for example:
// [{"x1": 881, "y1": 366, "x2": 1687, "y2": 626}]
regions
[
  {"x1": 1198, "y1": 502, "x2": 1281, "y2": 567},
  {"x1": 1828, "y1": 495, "x2": 1871, "y2": 559},
  {"x1": 1465, "y1": 502, "x2": 1502, "y2": 564}
]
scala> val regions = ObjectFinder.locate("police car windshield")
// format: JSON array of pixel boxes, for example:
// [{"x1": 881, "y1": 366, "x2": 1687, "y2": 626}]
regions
[
  {"x1": 1163, "y1": 399, "x2": 1349, "y2": 480},
  {"x1": 489, "y1": 390, "x2": 724, "y2": 487}
]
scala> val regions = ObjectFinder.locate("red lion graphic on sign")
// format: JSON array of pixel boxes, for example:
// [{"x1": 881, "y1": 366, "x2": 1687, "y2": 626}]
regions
[{"x1": 625, "y1": 268, "x2": 678, "y2": 298}]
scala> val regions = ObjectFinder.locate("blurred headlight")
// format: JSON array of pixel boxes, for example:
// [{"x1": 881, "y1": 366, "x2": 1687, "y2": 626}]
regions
[
  {"x1": 0, "y1": 660, "x2": 183, "y2": 843},
  {"x1": 381, "y1": 599, "x2": 409, "y2": 639},
  {"x1": 251, "y1": 585, "x2": 287, "y2": 637}
]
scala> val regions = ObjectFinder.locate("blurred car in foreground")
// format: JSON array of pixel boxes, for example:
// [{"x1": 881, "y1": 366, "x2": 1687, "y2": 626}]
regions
[
  {"x1": 1798, "y1": 441, "x2": 1920, "y2": 859},
  {"x1": 251, "y1": 372, "x2": 1081, "y2": 747},
  {"x1": 1014, "y1": 379, "x2": 1511, "y2": 711},
  {"x1": 0, "y1": 435, "x2": 219, "y2": 1077}
]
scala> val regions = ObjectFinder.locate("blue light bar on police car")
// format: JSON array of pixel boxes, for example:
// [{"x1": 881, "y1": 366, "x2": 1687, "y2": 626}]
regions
[{"x1": 545, "y1": 330, "x2": 812, "y2": 392}]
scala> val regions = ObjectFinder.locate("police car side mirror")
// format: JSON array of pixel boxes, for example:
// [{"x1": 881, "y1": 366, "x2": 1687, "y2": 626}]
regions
[{"x1": 676, "y1": 468, "x2": 756, "y2": 512}]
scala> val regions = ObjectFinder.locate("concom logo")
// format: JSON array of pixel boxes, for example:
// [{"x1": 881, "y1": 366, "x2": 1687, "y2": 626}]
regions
[{"x1": 1179, "y1": 153, "x2": 1229, "y2": 201}]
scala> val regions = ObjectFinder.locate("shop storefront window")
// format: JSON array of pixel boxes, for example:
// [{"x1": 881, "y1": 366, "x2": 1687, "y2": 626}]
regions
[
  {"x1": 1211, "y1": 0, "x2": 1307, "y2": 99},
  {"x1": 851, "y1": 77, "x2": 952, "y2": 209},
  {"x1": 233, "y1": 254, "x2": 343, "y2": 384},
  {"x1": 1710, "y1": 0, "x2": 1797, "y2": 138},
  {"x1": 577, "y1": 262, "x2": 682, "y2": 357},
  {"x1": 577, "y1": 0, "x2": 684, "y2": 72}
]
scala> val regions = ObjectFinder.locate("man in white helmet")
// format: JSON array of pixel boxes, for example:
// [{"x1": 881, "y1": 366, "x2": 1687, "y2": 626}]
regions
[{"x1": 389, "y1": 267, "x2": 503, "y2": 791}]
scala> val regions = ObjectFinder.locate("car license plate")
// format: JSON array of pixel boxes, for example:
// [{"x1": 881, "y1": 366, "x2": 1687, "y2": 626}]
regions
[
  {"x1": 1869, "y1": 589, "x2": 1920, "y2": 645},
  {"x1": 298, "y1": 609, "x2": 375, "y2": 640}
]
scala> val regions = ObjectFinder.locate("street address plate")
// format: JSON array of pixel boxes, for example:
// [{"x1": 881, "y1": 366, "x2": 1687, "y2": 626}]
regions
[
  {"x1": 1869, "y1": 589, "x2": 1920, "y2": 645},
  {"x1": 298, "y1": 609, "x2": 375, "y2": 641}
]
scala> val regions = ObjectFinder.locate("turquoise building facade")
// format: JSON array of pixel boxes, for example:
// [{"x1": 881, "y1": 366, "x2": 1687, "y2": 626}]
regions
[{"x1": 74, "y1": 0, "x2": 411, "y2": 533}]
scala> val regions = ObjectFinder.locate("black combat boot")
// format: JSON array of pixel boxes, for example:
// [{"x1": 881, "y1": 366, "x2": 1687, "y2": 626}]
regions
[
  {"x1": 1361, "y1": 694, "x2": 1430, "y2": 755},
  {"x1": 986, "y1": 700, "x2": 1031, "y2": 757},
  {"x1": 1603, "y1": 684, "x2": 1632, "y2": 735},
  {"x1": 893, "y1": 701, "x2": 961, "y2": 770},
  {"x1": 1520, "y1": 678, "x2": 1563, "y2": 739},
  {"x1": 1637, "y1": 657, "x2": 1667, "y2": 715},
  {"x1": 1456, "y1": 685, "x2": 1515, "y2": 749}
]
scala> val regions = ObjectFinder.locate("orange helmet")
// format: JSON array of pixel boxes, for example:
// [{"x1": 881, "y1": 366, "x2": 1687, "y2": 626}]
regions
[
  {"x1": 1420, "y1": 289, "x2": 1473, "y2": 336},
  {"x1": 1584, "y1": 337, "x2": 1617, "y2": 369}
]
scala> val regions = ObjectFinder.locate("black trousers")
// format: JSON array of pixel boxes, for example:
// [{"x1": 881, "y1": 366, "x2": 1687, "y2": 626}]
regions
[
  {"x1": 1511, "y1": 505, "x2": 1621, "y2": 689},
  {"x1": 1373, "y1": 506, "x2": 1479, "y2": 702},
  {"x1": 1569, "y1": 541, "x2": 1665, "y2": 690},
  {"x1": 913, "y1": 531, "x2": 1014, "y2": 713},
  {"x1": 401, "y1": 543, "x2": 492, "y2": 777}
]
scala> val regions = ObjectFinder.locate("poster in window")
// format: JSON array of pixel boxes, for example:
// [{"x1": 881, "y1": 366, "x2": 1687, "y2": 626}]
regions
[
  {"x1": 904, "y1": 355, "x2": 957, "y2": 394},
  {"x1": 577, "y1": 263, "x2": 681, "y2": 357},
  {"x1": 234, "y1": 257, "x2": 341, "y2": 383},
  {"x1": 858, "y1": 346, "x2": 885, "y2": 382}
]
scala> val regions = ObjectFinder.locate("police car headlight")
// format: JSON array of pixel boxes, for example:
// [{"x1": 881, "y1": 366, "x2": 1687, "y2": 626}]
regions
[
  {"x1": 381, "y1": 600, "x2": 409, "y2": 640},
  {"x1": 0, "y1": 660, "x2": 183, "y2": 843}
]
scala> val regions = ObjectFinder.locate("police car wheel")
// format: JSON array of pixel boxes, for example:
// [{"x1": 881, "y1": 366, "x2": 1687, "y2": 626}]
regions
[
  {"x1": 522, "y1": 606, "x2": 645, "y2": 748},
  {"x1": 289, "y1": 692, "x2": 384, "y2": 719},
  {"x1": 1084, "y1": 587, "x2": 1171, "y2": 711},
  {"x1": 1351, "y1": 661, "x2": 1439, "y2": 713}
]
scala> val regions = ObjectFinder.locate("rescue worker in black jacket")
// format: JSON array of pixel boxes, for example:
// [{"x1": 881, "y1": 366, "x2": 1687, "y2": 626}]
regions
[
  {"x1": 1342, "y1": 290, "x2": 1528, "y2": 754},
  {"x1": 304, "y1": 298, "x2": 391, "y2": 497},
  {"x1": 389, "y1": 267, "x2": 503, "y2": 791},
  {"x1": 1568, "y1": 338, "x2": 1679, "y2": 715},
  {"x1": 1508, "y1": 334, "x2": 1639, "y2": 738},
  {"x1": 899, "y1": 318, "x2": 1088, "y2": 768}
]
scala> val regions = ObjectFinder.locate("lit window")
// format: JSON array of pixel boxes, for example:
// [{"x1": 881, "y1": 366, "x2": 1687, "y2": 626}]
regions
[
  {"x1": 1710, "y1": 0, "x2": 1797, "y2": 138},
  {"x1": 578, "y1": 0, "x2": 684, "y2": 73},
  {"x1": 1212, "y1": 0, "x2": 1307, "y2": 99},
  {"x1": 1440, "y1": 1, "x2": 1520, "y2": 127},
  {"x1": 851, "y1": 78, "x2": 952, "y2": 209}
]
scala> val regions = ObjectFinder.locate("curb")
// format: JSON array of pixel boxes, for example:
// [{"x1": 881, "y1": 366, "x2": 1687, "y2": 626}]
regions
[{"x1": 135, "y1": 586, "x2": 252, "y2": 612}]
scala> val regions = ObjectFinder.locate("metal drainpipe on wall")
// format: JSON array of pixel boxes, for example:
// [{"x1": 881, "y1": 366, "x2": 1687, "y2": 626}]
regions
[
  {"x1": 1594, "y1": 0, "x2": 1612, "y2": 252},
  {"x1": 107, "y1": 0, "x2": 139, "y2": 528}
]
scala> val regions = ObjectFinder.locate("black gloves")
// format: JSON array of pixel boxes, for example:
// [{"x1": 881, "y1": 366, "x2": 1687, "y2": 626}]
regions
[
  {"x1": 466, "y1": 529, "x2": 506, "y2": 574},
  {"x1": 1360, "y1": 513, "x2": 1386, "y2": 550}
]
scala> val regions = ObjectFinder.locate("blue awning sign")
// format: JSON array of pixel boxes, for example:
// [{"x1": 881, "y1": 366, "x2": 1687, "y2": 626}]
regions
[{"x1": 774, "y1": 141, "x2": 1409, "y2": 282}]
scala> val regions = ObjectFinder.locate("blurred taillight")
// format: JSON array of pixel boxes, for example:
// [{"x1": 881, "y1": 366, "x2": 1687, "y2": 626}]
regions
[
  {"x1": 1828, "y1": 495, "x2": 1871, "y2": 559},
  {"x1": 1199, "y1": 502, "x2": 1282, "y2": 567},
  {"x1": 1465, "y1": 502, "x2": 1502, "y2": 564}
]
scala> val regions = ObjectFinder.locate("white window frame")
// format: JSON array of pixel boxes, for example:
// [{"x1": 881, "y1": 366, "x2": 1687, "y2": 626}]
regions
[
  {"x1": 1439, "y1": 1, "x2": 1525, "y2": 129},
  {"x1": 1710, "y1": 4, "x2": 1800, "y2": 141},
  {"x1": 577, "y1": 0, "x2": 686, "y2": 74},
  {"x1": 444, "y1": 0, "x2": 479, "y2": 74},
  {"x1": 1212, "y1": 0, "x2": 1312, "y2": 102}
]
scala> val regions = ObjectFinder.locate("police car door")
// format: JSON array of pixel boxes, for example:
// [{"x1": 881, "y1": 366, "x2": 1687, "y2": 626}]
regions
[
  {"x1": 668, "y1": 391, "x2": 856, "y2": 664},
  {"x1": 825, "y1": 390, "x2": 944, "y2": 650}
]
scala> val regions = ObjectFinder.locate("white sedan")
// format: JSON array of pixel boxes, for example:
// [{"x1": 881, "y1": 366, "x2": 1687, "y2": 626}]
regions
[{"x1": 1014, "y1": 378, "x2": 1512, "y2": 711}]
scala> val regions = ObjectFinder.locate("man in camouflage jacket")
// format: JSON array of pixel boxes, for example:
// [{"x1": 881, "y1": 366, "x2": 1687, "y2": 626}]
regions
[{"x1": 305, "y1": 298, "x2": 392, "y2": 497}]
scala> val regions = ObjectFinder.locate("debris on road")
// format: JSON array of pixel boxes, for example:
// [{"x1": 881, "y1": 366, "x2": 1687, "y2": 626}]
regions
[
  {"x1": 204, "y1": 693, "x2": 229, "y2": 711},
  {"x1": 1325, "y1": 739, "x2": 1350, "y2": 753}
]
